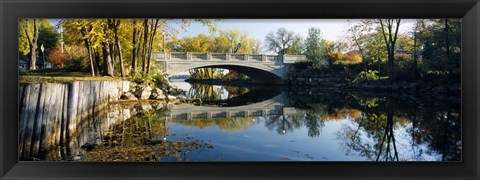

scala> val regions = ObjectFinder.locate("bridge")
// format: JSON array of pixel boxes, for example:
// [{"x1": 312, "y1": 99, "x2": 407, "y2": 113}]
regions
[
  {"x1": 164, "y1": 93, "x2": 304, "y2": 120},
  {"x1": 153, "y1": 52, "x2": 306, "y2": 84}
]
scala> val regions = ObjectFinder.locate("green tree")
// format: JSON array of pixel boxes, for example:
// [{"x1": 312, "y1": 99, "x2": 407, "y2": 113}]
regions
[
  {"x1": 364, "y1": 30, "x2": 388, "y2": 73},
  {"x1": 304, "y1": 27, "x2": 323, "y2": 62},
  {"x1": 37, "y1": 24, "x2": 60, "y2": 64},
  {"x1": 19, "y1": 19, "x2": 40, "y2": 70},
  {"x1": 378, "y1": 19, "x2": 401, "y2": 78},
  {"x1": 285, "y1": 35, "x2": 304, "y2": 55},
  {"x1": 420, "y1": 19, "x2": 461, "y2": 80}
]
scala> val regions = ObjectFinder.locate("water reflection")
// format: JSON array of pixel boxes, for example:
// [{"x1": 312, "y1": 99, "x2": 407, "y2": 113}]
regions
[
  {"x1": 19, "y1": 83, "x2": 461, "y2": 161},
  {"x1": 173, "y1": 79, "x2": 281, "y2": 106}
]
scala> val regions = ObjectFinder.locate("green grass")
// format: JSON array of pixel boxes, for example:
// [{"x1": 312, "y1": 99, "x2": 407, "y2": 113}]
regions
[{"x1": 19, "y1": 69, "x2": 125, "y2": 83}]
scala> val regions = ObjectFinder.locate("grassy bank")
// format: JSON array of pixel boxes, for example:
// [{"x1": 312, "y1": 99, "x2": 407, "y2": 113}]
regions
[{"x1": 19, "y1": 69, "x2": 125, "y2": 83}]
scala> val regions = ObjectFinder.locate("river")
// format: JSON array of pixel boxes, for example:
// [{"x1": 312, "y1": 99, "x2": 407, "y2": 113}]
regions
[{"x1": 19, "y1": 79, "x2": 461, "y2": 161}]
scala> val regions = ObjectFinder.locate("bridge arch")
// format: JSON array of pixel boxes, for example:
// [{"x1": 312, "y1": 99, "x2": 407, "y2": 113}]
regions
[
  {"x1": 165, "y1": 63, "x2": 286, "y2": 84},
  {"x1": 153, "y1": 52, "x2": 306, "y2": 84}
]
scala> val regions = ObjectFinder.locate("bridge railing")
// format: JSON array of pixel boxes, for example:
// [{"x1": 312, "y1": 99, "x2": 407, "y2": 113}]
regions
[{"x1": 153, "y1": 52, "x2": 305, "y2": 63}]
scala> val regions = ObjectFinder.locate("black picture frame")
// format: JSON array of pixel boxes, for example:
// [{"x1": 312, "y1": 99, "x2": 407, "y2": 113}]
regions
[{"x1": 1, "y1": 0, "x2": 479, "y2": 179}]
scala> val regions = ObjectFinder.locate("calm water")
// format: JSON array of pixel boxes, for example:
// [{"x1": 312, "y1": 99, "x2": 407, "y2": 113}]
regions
[{"x1": 19, "y1": 79, "x2": 461, "y2": 161}]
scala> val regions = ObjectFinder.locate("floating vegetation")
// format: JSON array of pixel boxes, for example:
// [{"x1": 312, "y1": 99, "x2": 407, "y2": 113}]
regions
[{"x1": 79, "y1": 139, "x2": 213, "y2": 162}]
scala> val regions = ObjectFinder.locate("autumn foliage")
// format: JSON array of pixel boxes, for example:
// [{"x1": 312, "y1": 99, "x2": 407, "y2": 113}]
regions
[{"x1": 48, "y1": 48, "x2": 68, "y2": 68}]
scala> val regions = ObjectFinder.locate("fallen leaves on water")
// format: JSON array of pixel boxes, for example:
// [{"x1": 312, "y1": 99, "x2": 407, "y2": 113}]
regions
[{"x1": 79, "y1": 139, "x2": 213, "y2": 162}]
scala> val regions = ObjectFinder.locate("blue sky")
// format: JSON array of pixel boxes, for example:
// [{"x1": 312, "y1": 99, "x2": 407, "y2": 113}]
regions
[
  {"x1": 51, "y1": 19, "x2": 416, "y2": 43},
  {"x1": 172, "y1": 19, "x2": 416, "y2": 42}
]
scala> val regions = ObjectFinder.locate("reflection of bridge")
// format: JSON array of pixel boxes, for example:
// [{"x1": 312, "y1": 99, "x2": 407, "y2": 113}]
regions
[
  {"x1": 153, "y1": 52, "x2": 306, "y2": 84},
  {"x1": 165, "y1": 93, "x2": 303, "y2": 120}
]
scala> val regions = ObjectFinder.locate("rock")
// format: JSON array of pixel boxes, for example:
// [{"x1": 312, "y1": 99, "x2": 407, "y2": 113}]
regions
[
  {"x1": 81, "y1": 143, "x2": 97, "y2": 152},
  {"x1": 134, "y1": 103, "x2": 152, "y2": 112},
  {"x1": 121, "y1": 92, "x2": 137, "y2": 100},
  {"x1": 73, "y1": 156, "x2": 81, "y2": 161},
  {"x1": 135, "y1": 85, "x2": 152, "y2": 100},
  {"x1": 150, "y1": 88, "x2": 166, "y2": 100},
  {"x1": 167, "y1": 95, "x2": 177, "y2": 101},
  {"x1": 141, "y1": 103, "x2": 152, "y2": 111}
]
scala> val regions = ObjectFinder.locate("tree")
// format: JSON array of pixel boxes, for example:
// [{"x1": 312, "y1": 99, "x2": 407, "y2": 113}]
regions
[
  {"x1": 304, "y1": 27, "x2": 323, "y2": 62},
  {"x1": 218, "y1": 29, "x2": 254, "y2": 54},
  {"x1": 62, "y1": 19, "x2": 104, "y2": 76},
  {"x1": 22, "y1": 19, "x2": 40, "y2": 70},
  {"x1": 251, "y1": 39, "x2": 263, "y2": 54},
  {"x1": 178, "y1": 35, "x2": 215, "y2": 52},
  {"x1": 378, "y1": 19, "x2": 401, "y2": 78},
  {"x1": 131, "y1": 19, "x2": 141, "y2": 71},
  {"x1": 364, "y1": 31, "x2": 388, "y2": 73},
  {"x1": 264, "y1": 28, "x2": 295, "y2": 55},
  {"x1": 419, "y1": 19, "x2": 461, "y2": 80},
  {"x1": 285, "y1": 35, "x2": 304, "y2": 55},
  {"x1": 37, "y1": 24, "x2": 60, "y2": 64},
  {"x1": 347, "y1": 21, "x2": 372, "y2": 71}
]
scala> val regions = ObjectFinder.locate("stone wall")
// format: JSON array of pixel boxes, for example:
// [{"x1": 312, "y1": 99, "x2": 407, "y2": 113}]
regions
[{"x1": 18, "y1": 81, "x2": 129, "y2": 160}]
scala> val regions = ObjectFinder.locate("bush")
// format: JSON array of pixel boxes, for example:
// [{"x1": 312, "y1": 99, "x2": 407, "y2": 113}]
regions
[
  {"x1": 292, "y1": 61, "x2": 313, "y2": 70},
  {"x1": 129, "y1": 71, "x2": 168, "y2": 88},
  {"x1": 352, "y1": 70, "x2": 380, "y2": 83},
  {"x1": 48, "y1": 49, "x2": 68, "y2": 68},
  {"x1": 391, "y1": 60, "x2": 415, "y2": 81},
  {"x1": 63, "y1": 46, "x2": 90, "y2": 72}
]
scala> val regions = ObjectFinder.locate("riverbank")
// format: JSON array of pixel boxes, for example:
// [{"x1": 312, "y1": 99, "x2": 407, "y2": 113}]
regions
[
  {"x1": 18, "y1": 79, "x2": 183, "y2": 161},
  {"x1": 287, "y1": 68, "x2": 461, "y2": 98}
]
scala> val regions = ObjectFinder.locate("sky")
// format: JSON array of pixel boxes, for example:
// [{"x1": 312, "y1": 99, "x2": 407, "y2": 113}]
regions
[
  {"x1": 171, "y1": 19, "x2": 417, "y2": 43},
  {"x1": 51, "y1": 18, "x2": 417, "y2": 44}
]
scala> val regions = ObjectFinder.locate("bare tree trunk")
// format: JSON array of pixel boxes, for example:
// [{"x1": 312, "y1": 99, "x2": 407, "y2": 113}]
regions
[
  {"x1": 114, "y1": 20, "x2": 125, "y2": 78},
  {"x1": 102, "y1": 41, "x2": 114, "y2": 76},
  {"x1": 379, "y1": 19, "x2": 401, "y2": 79},
  {"x1": 131, "y1": 20, "x2": 140, "y2": 72},
  {"x1": 117, "y1": 40, "x2": 125, "y2": 78},
  {"x1": 94, "y1": 51, "x2": 101, "y2": 75},
  {"x1": 141, "y1": 19, "x2": 149, "y2": 74},
  {"x1": 109, "y1": 42, "x2": 116, "y2": 74},
  {"x1": 146, "y1": 19, "x2": 160, "y2": 75},
  {"x1": 25, "y1": 19, "x2": 39, "y2": 70},
  {"x1": 80, "y1": 27, "x2": 96, "y2": 76}
]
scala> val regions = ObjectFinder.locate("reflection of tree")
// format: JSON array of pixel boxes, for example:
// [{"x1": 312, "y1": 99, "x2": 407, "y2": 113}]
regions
[
  {"x1": 337, "y1": 95, "x2": 461, "y2": 161},
  {"x1": 303, "y1": 105, "x2": 326, "y2": 137},
  {"x1": 263, "y1": 105, "x2": 327, "y2": 138},
  {"x1": 376, "y1": 111, "x2": 399, "y2": 161},
  {"x1": 224, "y1": 86, "x2": 249, "y2": 99},
  {"x1": 173, "y1": 117, "x2": 256, "y2": 133},
  {"x1": 187, "y1": 83, "x2": 250, "y2": 102},
  {"x1": 337, "y1": 112, "x2": 388, "y2": 160},
  {"x1": 264, "y1": 115, "x2": 302, "y2": 135},
  {"x1": 187, "y1": 83, "x2": 222, "y2": 102},
  {"x1": 103, "y1": 110, "x2": 168, "y2": 148},
  {"x1": 414, "y1": 103, "x2": 461, "y2": 161}
]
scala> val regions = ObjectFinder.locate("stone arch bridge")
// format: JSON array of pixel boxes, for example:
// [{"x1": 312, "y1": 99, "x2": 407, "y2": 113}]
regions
[{"x1": 153, "y1": 52, "x2": 306, "y2": 84}]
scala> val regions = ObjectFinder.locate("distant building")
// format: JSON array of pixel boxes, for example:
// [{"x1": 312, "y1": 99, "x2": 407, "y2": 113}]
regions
[{"x1": 19, "y1": 59, "x2": 28, "y2": 71}]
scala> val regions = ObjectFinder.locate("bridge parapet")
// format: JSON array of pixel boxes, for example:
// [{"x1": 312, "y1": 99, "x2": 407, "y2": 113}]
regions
[{"x1": 153, "y1": 52, "x2": 305, "y2": 63}]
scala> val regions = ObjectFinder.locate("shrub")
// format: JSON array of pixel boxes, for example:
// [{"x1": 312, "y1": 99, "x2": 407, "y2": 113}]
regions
[
  {"x1": 129, "y1": 71, "x2": 168, "y2": 88},
  {"x1": 48, "y1": 49, "x2": 68, "y2": 68},
  {"x1": 352, "y1": 70, "x2": 380, "y2": 83},
  {"x1": 63, "y1": 46, "x2": 89, "y2": 72}
]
